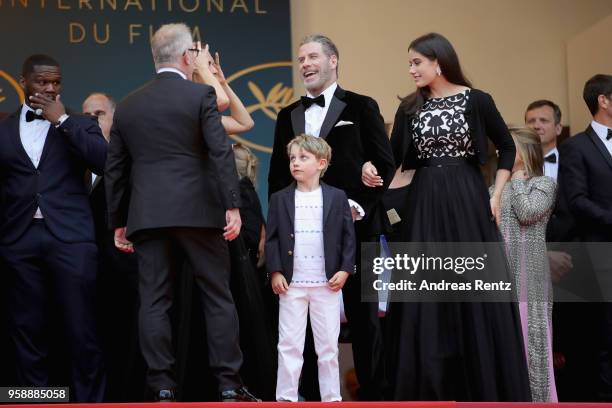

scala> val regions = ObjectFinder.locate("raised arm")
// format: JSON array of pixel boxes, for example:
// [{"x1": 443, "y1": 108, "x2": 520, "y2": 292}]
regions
[
  {"x1": 213, "y1": 52, "x2": 255, "y2": 134},
  {"x1": 192, "y1": 42, "x2": 230, "y2": 112}
]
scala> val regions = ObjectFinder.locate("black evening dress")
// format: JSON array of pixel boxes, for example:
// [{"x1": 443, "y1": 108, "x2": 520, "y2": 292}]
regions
[{"x1": 385, "y1": 90, "x2": 532, "y2": 401}]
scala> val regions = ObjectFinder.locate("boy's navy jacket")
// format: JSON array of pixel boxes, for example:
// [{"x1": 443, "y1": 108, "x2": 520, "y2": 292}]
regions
[{"x1": 265, "y1": 181, "x2": 356, "y2": 284}]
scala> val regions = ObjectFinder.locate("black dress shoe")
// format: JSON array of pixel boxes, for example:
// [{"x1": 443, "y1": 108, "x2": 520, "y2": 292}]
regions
[
  {"x1": 220, "y1": 386, "x2": 261, "y2": 402},
  {"x1": 155, "y1": 389, "x2": 176, "y2": 402}
]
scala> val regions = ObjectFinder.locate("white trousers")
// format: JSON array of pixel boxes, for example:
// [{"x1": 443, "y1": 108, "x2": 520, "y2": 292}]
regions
[{"x1": 276, "y1": 286, "x2": 341, "y2": 402}]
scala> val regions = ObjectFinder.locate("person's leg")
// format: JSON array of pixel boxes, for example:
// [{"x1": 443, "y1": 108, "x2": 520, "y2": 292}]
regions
[
  {"x1": 276, "y1": 286, "x2": 308, "y2": 401},
  {"x1": 176, "y1": 228, "x2": 242, "y2": 392},
  {"x1": 132, "y1": 230, "x2": 177, "y2": 395},
  {"x1": 309, "y1": 286, "x2": 341, "y2": 402},
  {"x1": 1, "y1": 222, "x2": 48, "y2": 388},
  {"x1": 44, "y1": 228, "x2": 105, "y2": 402}
]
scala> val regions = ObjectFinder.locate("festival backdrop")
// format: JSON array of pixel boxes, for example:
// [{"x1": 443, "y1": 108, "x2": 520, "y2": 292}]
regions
[{"x1": 0, "y1": 0, "x2": 293, "y2": 208}]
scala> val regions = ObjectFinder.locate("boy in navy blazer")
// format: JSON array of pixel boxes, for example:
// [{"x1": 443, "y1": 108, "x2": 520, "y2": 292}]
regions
[{"x1": 266, "y1": 135, "x2": 355, "y2": 402}]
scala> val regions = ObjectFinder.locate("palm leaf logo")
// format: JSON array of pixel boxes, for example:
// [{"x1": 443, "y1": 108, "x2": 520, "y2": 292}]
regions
[{"x1": 246, "y1": 81, "x2": 294, "y2": 120}]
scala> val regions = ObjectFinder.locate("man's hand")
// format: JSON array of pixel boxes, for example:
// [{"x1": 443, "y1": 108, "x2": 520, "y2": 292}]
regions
[
  {"x1": 271, "y1": 272, "x2": 289, "y2": 295},
  {"x1": 328, "y1": 271, "x2": 349, "y2": 292},
  {"x1": 224, "y1": 208, "x2": 242, "y2": 241},
  {"x1": 29, "y1": 93, "x2": 65, "y2": 125},
  {"x1": 362, "y1": 161, "x2": 383, "y2": 187},
  {"x1": 548, "y1": 250, "x2": 573, "y2": 283},
  {"x1": 114, "y1": 227, "x2": 134, "y2": 253}
]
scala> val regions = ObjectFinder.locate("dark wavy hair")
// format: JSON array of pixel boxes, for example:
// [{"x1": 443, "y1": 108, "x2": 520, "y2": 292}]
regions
[{"x1": 400, "y1": 33, "x2": 472, "y2": 115}]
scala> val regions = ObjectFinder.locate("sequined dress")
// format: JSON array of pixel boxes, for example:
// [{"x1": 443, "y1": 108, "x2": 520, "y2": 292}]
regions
[
  {"x1": 497, "y1": 176, "x2": 558, "y2": 402},
  {"x1": 386, "y1": 90, "x2": 532, "y2": 401}
]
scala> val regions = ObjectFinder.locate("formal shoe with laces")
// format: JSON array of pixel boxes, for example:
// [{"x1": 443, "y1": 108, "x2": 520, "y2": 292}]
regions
[
  {"x1": 220, "y1": 386, "x2": 261, "y2": 402},
  {"x1": 155, "y1": 389, "x2": 176, "y2": 402}
]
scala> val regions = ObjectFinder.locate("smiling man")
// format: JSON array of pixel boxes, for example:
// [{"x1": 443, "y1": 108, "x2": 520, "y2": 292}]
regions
[
  {"x1": 268, "y1": 34, "x2": 395, "y2": 401},
  {"x1": 0, "y1": 54, "x2": 107, "y2": 402}
]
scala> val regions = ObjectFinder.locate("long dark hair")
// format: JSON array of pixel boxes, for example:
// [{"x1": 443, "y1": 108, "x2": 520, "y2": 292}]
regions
[{"x1": 400, "y1": 33, "x2": 472, "y2": 115}]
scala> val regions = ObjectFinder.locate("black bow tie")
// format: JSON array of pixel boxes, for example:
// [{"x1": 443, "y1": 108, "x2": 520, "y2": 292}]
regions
[
  {"x1": 301, "y1": 94, "x2": 325, "y2": 109},
  {"x1": 544, "y1": 153, "x2": 557, "y2": 164},
  {"x1": 25, "y1": 110, "x2": 45, "y2": 122},
  {"x1": 607, "y1": 128, "x2": 612, "y2": 141}
]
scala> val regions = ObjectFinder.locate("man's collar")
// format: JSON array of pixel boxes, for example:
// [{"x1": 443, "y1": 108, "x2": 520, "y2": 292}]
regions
[
  {"x1": 545, "y1": 146, "x2": 558, "y2": 158},
  {"x1": 157, "y1": 67, "x2": 187, "y2": 80},
  {"x1": 591, "y1": 120, "x2": 611, "y2": 141},
  {"x1": 306, "y1": 82, "x2": 338, "y2": 106}
]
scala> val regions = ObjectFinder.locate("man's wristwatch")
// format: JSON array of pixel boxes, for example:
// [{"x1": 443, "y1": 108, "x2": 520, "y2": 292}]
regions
[{"x1": 55, "y1": 113, "x2": 69, "y2": 127}]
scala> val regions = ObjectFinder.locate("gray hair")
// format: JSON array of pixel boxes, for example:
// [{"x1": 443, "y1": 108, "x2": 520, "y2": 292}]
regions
[
  {"x1": 299, "y1": 34, "x2": 339, "y2": 75},
  {"x1": 151, "y1": 23, "x2": 192, "y2": 68}
]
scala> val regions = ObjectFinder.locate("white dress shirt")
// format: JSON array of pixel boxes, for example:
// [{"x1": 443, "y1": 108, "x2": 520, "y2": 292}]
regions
[
  {"x1": 304, "y1": 82, "x2": 337, "y2": 137},
  {"x1": 157, "y1": 67, "x2": 187, "y2": 79},
  {"x1": 303, "y1": 82, "x2": 365, "y2": 220},
  {"x1": 20, "y1": 104, "x2": 50, "y2": 218},
  {"x1": 543, "y1": 147, "x2": 559, "y2": 182},
  {"x1": 591, "y1": 120, "x2": 612, "y2": 158}
]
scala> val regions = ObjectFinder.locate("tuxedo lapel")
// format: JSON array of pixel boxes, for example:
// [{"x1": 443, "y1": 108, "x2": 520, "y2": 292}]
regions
[
  {"x1": 38, "y1": 125, "x2": 57, "y2": 167},
  {"x1": 291, "y1": 104, "x2": 305, "y2": 136},
  {"x1": 321, "y1": 182, "x2": 332, "y2": 226},
  {"x1": 319, "y1": 87, "x2": 347, "y2": 139},
  {"x1": 586, "y1": 126, "x2": 612, "y2": 172},
  {"x1": 7, "y1": 109, "x2": 35, "y2": 170}
]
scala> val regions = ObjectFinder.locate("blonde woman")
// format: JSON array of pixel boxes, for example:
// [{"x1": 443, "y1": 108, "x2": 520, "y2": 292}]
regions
[{"x1": 494, "y1": 127, "x2": 557, "y2": 402}]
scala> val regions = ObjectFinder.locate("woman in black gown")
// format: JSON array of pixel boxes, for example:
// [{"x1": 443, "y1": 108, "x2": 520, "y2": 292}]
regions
[{"x1": 362, "y1": 33, "x2": 531, "y2": 401}]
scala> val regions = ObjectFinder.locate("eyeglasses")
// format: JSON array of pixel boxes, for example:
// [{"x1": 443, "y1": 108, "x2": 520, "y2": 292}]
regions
[{"x1": 186, "y1": 48, "x2": 200, "y2": 57}]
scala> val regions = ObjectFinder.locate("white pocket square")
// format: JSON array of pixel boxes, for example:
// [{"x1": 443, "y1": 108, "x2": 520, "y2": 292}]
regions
[{"x1": 334, "y1": 120, "x2": 354, "y2": 127}]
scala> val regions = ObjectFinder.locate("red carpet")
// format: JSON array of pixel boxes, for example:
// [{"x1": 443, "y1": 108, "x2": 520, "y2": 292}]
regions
[{"x1": 1, "y1": 402, "x2": 610, "y2": 408}]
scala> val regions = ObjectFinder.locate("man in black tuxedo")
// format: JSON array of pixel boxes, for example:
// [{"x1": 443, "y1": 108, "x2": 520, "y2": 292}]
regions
[
  {"x1": 82, "y1": 93, "x2": 143, "y2": 401},
  {"x1": 560, "y1": 74, "x2": 612, "y2": 401},
  {"x1": 0, "y1": 54, "x2": 107, "y2": 401},
  {"x1": 105, "y1": 23, "x2": 258, "y2": 403},
  {"x1": 526, "y1": 99, "x2": 601, "y2": 400},
  {"x1": 268, "y1": 34, "x2": 395, "y2": 400}
]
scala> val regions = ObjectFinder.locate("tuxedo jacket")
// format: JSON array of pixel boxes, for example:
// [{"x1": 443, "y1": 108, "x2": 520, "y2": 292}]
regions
[
  {"x1": 0, "y1": 110, "x2": 107, "y2": 244},
  {"x1": 105, "y1": 72, "x2": 240, "y2": 238},
  {"x1": 265, "y1": 182, "x2": 356, "y2": 284},
  {"x1": 546, "y1": 143, "x2": 576, "y2": 242},
  {"x1": 560, "y1": 125, "x2": 612, "y2": 242},
  {"x1": 268, "y1": 86, "x2": 395, "y2": 237}
]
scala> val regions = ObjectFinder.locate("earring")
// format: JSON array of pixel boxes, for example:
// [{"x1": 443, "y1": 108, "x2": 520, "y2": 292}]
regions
[{"x1": 436, "y1": 66, "x2": 442, "y2": 76}]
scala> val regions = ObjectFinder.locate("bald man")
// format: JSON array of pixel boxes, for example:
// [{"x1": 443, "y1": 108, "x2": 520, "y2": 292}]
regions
[{"x1": 82, "y1": 93, "x2": 115, "y2": 141}]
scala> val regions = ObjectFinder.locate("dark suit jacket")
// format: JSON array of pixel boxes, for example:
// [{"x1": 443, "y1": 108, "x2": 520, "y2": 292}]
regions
[
  {"x1": 0, "y1": 108, "x2": 107, "y2": 244},
  {"x1": 265, "y1": 182, "x2": 356, "y2": 284},
  {"x1": 560, "y1": 125, "x2": 612, "y2": 242},
  {"x1": 546, "y1": 143, "x2": 576, "y2": 242},
  {"x1": 268, "y1": 86, "x2": 395, "y2": 237},
  {"x1": 391, "y1": 89, "x2": 516, "y2": 172},
  {"x1": 105, "y1": 72, "x2": 241, "y2": 238}
]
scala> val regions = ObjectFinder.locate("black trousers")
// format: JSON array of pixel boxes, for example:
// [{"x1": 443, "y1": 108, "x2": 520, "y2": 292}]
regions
[
  {"x1": 133, "y1": 227, "x2": 242, "y2": 395},
  {"x1": 0, "y1": 220, "x2": 106, "y2": 402},
  {"x1": 342, "y1": 235, "x2": 385, "y2": 400}
]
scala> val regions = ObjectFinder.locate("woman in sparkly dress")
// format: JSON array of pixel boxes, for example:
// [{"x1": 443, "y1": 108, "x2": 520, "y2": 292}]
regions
[
  {"x1": 362, "y1": 32, "x2": 531, "y2": 401},
  {"x1": 495, "y1": 127, "x2": 557, "y2": 401}
]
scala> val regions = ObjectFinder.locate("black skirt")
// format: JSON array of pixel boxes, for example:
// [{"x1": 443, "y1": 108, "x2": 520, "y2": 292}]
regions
[{"x1": 385, "y1": 158, "x2": 532, "y2": 401}]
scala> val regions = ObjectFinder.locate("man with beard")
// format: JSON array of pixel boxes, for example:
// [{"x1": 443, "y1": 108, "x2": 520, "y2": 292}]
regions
[
  {"x1": 268, "y1": 34, "x2": 395, "y2": 400},
  {"x1": 0, "y1": 54, "x2": 107, "y2": 402}
]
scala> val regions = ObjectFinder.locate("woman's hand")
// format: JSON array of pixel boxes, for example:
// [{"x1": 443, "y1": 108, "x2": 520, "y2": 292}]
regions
[
  {"x1": 213, "y1": 51, "x2": 227, "y2": 85},
  {"x1": 490, "y1": 194, "x2": 501, "y2": 226},
  {"x1": 362, "y1": 161, "x2": 383, "y2": 187}
]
